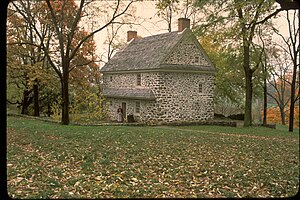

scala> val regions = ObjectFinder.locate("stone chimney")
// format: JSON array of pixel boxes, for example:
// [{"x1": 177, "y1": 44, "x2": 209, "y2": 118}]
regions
[
  {"x1": 178, "y1": 18, "x2": 190, "y2": 32},
  {"x1": 127, "y1": 31, "x2": 137, "y2": 42}
]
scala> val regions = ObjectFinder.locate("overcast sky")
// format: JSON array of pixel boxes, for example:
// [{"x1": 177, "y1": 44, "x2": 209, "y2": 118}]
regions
[{"x1": 92, "y1": 1, "x2": 293, "y2": 66}]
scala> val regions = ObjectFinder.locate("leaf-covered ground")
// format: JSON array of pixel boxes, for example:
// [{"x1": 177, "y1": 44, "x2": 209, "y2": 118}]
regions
[{"x1": 6, "y1": 116, "x2": 299, "y2": 198}]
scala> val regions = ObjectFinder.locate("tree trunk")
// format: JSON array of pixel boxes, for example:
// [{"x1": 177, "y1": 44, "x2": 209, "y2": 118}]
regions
[
  {"x1": 244, "y1": 72, "x2": 253, "y2": 127},
  {"x1": 243, "y1": 44, "x2": 253, "y2": 127},
  {"x1": 288, "y1": 64, "x2": 296, "y2": 132},
  {"x1": 21, "y1": 90, "x2": 28, "y2": 115},
  {"x1": 61, "y1": 62, "x2": 70, "y2": 125},
  {"x1": 21, "y1": 89, "x2": 32, "y2": 115},
  {"x1": 263, "y1": 65, "x2": 267, "y2": 126},
  {"x1": 33, "y1": 79, "x2": 39, "y2": 116},
  {"x1": 288, "y1": 13, "x2": 298, "y2": 132},
  {"x1": 279, "y1": 105, "x2": 286, "y2": 125}
]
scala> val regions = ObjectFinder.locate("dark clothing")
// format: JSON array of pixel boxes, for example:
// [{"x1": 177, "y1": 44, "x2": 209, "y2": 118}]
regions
[{"x1": 117, "y1": 108, "x2": 123, "y2": 114}]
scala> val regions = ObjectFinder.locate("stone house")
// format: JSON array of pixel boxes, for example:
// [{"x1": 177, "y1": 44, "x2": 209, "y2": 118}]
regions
[{"x1": 101, "y1": 18, "x2": 216, "y2": 123}]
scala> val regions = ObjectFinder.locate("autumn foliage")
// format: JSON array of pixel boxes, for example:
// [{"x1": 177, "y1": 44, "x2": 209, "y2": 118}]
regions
[{"x1": 263, "y1": 106, "x2": 299, "y2": 127}]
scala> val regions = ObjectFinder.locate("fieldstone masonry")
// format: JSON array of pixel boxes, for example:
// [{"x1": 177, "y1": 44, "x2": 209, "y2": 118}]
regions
[
  {"x1": 164, "y1": 34, "x2": 210, "y2": 66},
  {"x1": 103, "y1": 72, "x2": 215, "y2": 123},
  {"x1": 101, "y1": 20, "x2": 216, "y2": 123}
]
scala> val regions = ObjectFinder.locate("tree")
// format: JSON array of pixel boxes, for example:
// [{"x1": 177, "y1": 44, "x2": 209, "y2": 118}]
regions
[
  {"x1": 7, "y1": 3, "x2": 50, "y2": 115},
  {"x1": 267, "y1": 58, "x2": 294, "y2": 125},
  {"x1": 194, "y1": 0, "x2": 292, "y2": 127},
  {"x1": 253, "y1": 26, "x2": 274, "y2": 126},
  {"x1": 272, "y1": 10, "x2": 299, "y2": 131},
  {"x1": 199, "y1": 34, "x2": 245, "y2": 113},
  {"x1": 103, "y1": 3, "x2": 137, "y2": 61},
  {"x1": 233, "y1": 0, "x2": 280, "y2": 127},
  {"x1": 11, "y1": 0, "x2": 135, "y2": 125},
  {"x1": 155, "y1": 0, "x2": 179, "y2": 32}
]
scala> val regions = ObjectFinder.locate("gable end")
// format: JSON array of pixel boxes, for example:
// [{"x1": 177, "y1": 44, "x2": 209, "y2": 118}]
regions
[{"x1": 162, "y1": 29, "x2": 214, "y2": 69}]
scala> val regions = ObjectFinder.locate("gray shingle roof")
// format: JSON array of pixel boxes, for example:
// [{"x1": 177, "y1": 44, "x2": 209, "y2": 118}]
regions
[
  {"x1": 102, "y1": 87, "x2": 156, "y2": 100},
  {"x1": 101, "y1": 29, "x2": 215, "y2": 73}
]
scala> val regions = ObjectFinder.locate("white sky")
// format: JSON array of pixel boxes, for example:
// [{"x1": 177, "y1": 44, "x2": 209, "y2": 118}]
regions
[
  {"x1": 91, "y1": 1, "x2": 293, "y2": 66},
  {"x1": 93, "y1": 1, "x2": 175, "y2": 62}
]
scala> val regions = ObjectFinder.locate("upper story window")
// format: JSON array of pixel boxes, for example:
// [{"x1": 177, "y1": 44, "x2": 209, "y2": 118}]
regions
[
  {"x1": 136, "y1": 73, "x2": 141, "y2": 86},
  {"x1": 110, "y1": 76, "x2": 113, "y2": 82},
  {"x1": 199, "y1": 83, "x2": 203, "y2": 93}
]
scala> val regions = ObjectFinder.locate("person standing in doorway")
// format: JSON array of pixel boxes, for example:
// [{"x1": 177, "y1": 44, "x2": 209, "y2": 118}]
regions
[{"x1": 117, "y1": 106, "x2": 123, "y2": 122}]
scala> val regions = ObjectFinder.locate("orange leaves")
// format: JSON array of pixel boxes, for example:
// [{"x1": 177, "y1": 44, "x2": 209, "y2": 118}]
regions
[
  {"x1": 48, "y1": 0, "x2": 78, "y2": 19},
  {"x1": 263, "y1": 106, "x2": 299, "y2": 127}
]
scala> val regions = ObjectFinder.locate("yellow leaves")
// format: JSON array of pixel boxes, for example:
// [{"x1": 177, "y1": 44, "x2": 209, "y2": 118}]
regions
[
  {"x1": 8, "y1": 60, "x2": 55, "y2": 87},
  {"x1": 15, "y1": 176, "x2": 24, "y2": 183},
  {"x1": 116, "y1": 176, "x2": 124, "y2": 182},
  {"x1": 27, "y1": 62, "x2": 55, "y2": 86},
  {"x1": 74, "y1": 181, "x2": 80, "y2": 187},
  {"x1": 130, "y1": 178, "x2": 139, "y2": 186},
  {"x1": 94, "y1": 176, "x2": 102, "y2": 181},
  {"x1": 68, "y1": 86, "x2": 108, "y2": 123}
]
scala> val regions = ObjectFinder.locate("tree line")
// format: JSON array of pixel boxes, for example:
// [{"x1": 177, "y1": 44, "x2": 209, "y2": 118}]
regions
[
  {"x1": 6, "y1": 0, "x2": 135, "y2": 124},
  {"x1": 155, "y1": 0, "x2": 299, "y2": 131},
  {"x1": 6, "y1": 0, "x2": 299, "y2": 131}
]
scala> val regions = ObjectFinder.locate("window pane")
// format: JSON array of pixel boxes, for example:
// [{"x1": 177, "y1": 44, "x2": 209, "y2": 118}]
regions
[
  {"x1": 136, "y1": 101, "x2": 140, "y2": 113},
  {"x1": 137, "y1": 74, "x2": 141, "y2": 86},
  {"x1": 199, "y1": 83, "x2": 203, "y2": 93}
]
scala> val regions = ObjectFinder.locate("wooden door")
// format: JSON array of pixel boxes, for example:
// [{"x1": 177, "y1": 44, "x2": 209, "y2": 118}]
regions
[{"x1": 122, "y1": 102, "x2": 126, "y2": 120}]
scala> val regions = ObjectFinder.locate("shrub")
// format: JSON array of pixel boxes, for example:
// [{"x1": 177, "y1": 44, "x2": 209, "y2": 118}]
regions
[{"x1": 228, "y1": 113, "x2": 244, "y2": 120}]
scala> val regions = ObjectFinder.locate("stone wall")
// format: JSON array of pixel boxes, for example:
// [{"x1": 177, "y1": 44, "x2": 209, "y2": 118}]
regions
[
  {"x1": 103, "y1": 72, "x2": 215, "y2": 123},
  {"x1": 103, "y1": 73, "x2": 157, "y2": 121}
]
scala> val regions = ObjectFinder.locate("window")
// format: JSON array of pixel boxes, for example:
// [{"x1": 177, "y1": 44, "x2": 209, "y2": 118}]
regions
[
  {"x1": 194, "y1": 56, "x2": 199, "y2": 63},
  {"x1": 135, "y1": 101, "x2": 140, "y2": 114},
  {"x1": 199, "y1": 83, "x2": 203, "y2": 93},
  {"x1": 136, "y1": 73, "x2": 141, "y2": 86},
  {"x1": 110, "y1": 76, "x2": 113, "y2": 82}
]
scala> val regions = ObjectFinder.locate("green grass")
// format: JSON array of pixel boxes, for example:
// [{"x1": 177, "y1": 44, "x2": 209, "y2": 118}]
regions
[
  {"x1": 275, "y1": 124, "x2": 300, "y2": 133},
  {"x1": 6, "y1": 116, "x2": 299, "y2": 198}
]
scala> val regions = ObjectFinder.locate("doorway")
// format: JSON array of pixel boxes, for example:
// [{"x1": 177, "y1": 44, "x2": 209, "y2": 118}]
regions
[{"x1": 122, "y1": 102, "x2": 126, "y2": 121}]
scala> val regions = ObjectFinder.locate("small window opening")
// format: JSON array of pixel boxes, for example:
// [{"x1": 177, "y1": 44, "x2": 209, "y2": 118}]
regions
[
  {"x1": 135, "y1": 101, "x2": 140, "y2": 114},
  {"x1": 199, "y1": 83, "x2": 203, "y2": 93},
  {"x1": 137, "y1": 73, "x2": 141, "y2": 86},
  {"x1": 195, "y1": 56, "x2": 199, "y2": 63},
  {"x1": 110, "y1": 76, "x2": 113, "y2": 82}
]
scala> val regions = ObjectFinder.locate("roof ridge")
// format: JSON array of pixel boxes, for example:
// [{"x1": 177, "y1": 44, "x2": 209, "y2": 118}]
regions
[
  {"x1": 140, "y1": 30, "x2": 180, "y2": 39},
  {"x1": 101, "y1": 28, "x2": 216, "y2": 73}
]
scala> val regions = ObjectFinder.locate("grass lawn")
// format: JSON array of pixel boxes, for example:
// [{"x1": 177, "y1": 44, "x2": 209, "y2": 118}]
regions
[{"x1": 6, "y1": 116, "x2": 299, "y2": 198}]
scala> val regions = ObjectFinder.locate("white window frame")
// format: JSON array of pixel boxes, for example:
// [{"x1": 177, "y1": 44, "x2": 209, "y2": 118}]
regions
[{"x1": 135, "y1": 101, "x2": 141, "y2": 114}]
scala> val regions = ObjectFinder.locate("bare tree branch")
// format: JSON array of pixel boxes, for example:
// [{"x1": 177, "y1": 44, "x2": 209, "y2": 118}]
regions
[{"x1": 69, "y1": 0, "x2": 135, "y2": 61}]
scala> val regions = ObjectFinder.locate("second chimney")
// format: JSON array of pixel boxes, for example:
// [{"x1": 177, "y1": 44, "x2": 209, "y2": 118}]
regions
[
  {"x1": 178, "y1": 18, "x2": 190, "y2": 32},
  {"x1": 127, "y1": 31, "x2": 137, "y2": 42}
]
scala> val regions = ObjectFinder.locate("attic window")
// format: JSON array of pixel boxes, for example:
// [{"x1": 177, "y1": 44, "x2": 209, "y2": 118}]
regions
[
  {"x1": 194, "y1": 56, "x2": 199, "y2": 64},
  {"x1": 136, "y1": 73, "x2": 141, "y2": 86}
]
